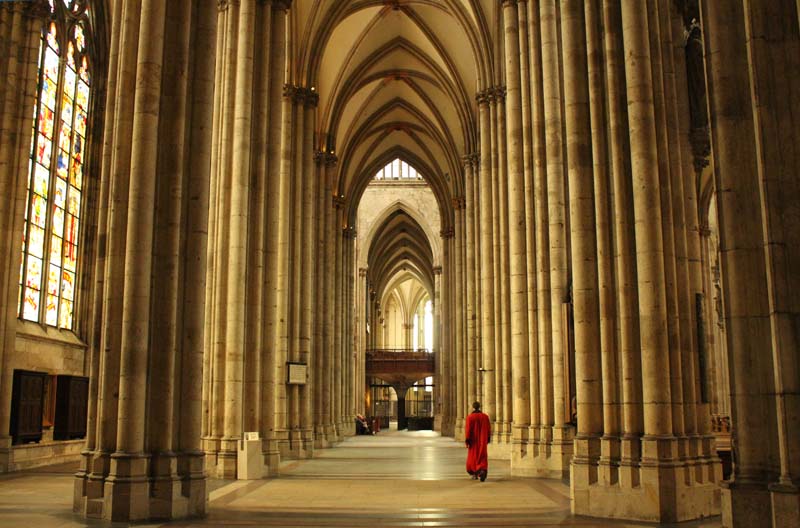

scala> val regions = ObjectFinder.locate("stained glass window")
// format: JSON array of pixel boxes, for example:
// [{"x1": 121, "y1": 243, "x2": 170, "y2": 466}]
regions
[{"x1": 18, "y1": 1, "x2": 93, "y2": 331}]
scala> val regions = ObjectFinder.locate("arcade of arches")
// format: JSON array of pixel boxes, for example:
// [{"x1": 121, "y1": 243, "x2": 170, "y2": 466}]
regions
[{"x1": 0, "y1": 0, "x2": 798, "y2": 526}]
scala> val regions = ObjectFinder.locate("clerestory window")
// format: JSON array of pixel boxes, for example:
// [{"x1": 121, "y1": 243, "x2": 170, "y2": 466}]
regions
[
  {"x1": 18, "y1": 0, "x2": 94, "y2": 330},
  {"x1": 373, "y1": 158, "x2": 423, "y2": 181}
]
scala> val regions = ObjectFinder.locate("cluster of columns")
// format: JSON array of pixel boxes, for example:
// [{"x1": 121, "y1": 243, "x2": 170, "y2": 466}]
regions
[
  {"x1": 66, "y1": 0, "x2": 216, "y2": 520},
  {"x1": 202, "y1": 0, "x2": 359, "y2": 479},
  {"x1": 448, "y1": 0, "x2": 724, "y2": 522}
]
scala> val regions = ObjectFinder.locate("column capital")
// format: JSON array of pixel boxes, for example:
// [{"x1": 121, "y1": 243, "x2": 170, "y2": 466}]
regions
[
  {"x1": 440, "y1": 228, "x2": 455, "y2": 239},
  {"x1": 314, "y1": 151, "x2": 325, "y2": 165},
  {"x1": 342, "y1": 227, "x2": 357, "y2": 239},
  {"x1": 501, "y1": 0, "x2": 519, "y2": 7},
  {"x1": 491, "y1": 85, "x2": 507, "y2": 102},
  {"x1": 358, "y1": 268, "x2": 368, "y2": 277},
  {"x1": 452, "y1": 196, "x2": 466, "y2": 210},
  {"x1": 461, "y1": 152, "x2": 480, "y2": 167},
  {"x1": 476, "y1": 89, "x2": 491, "y2": 105},
  {"x1": 333, "y1": 195, "x2": 345, "y2": 209},
  {"x1": 433, "y1": 266, "x2": 443, "y2": 275},
  {"x1": 325, "y1": 153, "x2": 339, "y2": 167}
]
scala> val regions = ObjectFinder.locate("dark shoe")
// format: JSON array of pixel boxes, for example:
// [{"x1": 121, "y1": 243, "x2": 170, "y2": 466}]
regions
[{"x1": 479, "y1": 469, "x2": 487, "y2": 482}]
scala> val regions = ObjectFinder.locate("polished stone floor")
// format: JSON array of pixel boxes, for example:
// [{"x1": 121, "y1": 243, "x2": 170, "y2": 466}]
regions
[{"x1": 0, "y1": 430, "x2": 722, "y2": 527}]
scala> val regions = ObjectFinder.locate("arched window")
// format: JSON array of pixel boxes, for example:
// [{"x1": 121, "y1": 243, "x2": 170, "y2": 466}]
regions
[
  {"x1": 373, "y1": 158, "x2": 423, "y2": 181},
  {"x1": 18, "y1": 0, "x2": 94, "y2": 330}
]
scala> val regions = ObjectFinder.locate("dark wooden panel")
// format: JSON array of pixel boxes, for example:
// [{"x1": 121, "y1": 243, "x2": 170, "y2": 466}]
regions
[
  {"x1": 54, "y1": 375, "x2": 89, "y2": 440},
  {"x1": 10, "y1": 370, "x2": 47, "y2": 445}
]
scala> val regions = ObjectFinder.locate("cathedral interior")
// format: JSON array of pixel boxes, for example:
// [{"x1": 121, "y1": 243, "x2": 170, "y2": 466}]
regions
[{"x1": 0, "y1": 0, "x2": 798, "y2": 526}]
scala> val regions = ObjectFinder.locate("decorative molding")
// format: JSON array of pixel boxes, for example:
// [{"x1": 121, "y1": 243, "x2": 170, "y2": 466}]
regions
[
  {"x1": 342, "y1": 227, "x2": 357, "y2": 239},
  {"x1": 324, "y1": 153, "x2": 339, "y2": 167},
  {"x1": 440, "y1": 228, "x2": 455, "y2": 239},
  {"x1": 358, "y1": 268, "x2": 368, "y2": 277},
  {"x1": 333, "y1": 196, "x2": 345, "y2": 209},
  {"x1": 314, "y1": 151, "x2": 325, "y2": 165},
  {"x1": 475, "y1": 89, "x2": 490, "y2": 105},
  {"x1": 452, "y1": 197, "x2": 466, "y2": 210},
  {"x1": 432, "y1": 266, "x2": 443, "y2": 275}
]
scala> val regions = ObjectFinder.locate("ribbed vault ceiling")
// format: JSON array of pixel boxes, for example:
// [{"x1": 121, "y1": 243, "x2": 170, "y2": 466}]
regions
[
  {"x1": 293, "y1": 0, "x2": 500, "y2": 233},
  {"x1": 368, "y1": 208, "x2": 434, "y2": 306}
]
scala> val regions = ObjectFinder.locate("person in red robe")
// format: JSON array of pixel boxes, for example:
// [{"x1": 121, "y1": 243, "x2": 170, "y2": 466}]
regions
[{"x1": 465, "y1": 401, "x2": 491, "y2": 481}]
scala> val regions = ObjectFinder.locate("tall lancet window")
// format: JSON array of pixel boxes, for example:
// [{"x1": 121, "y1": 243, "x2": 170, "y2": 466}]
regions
[{"x1": 18, "y1": 0, "x2": 93, "y2": 330}]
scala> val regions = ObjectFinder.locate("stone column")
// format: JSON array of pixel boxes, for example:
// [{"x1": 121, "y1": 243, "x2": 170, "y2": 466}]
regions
[
  {"x1": 496, "y1": 88, "x2": 513, "y2": 445},
  {"x1": 621, "y1": 0, "x2": 672, "y2": 439},
  {"x1": 585, "y1": 0, "x2": 621, "y2": 483},
  {"x1": 452, "y1": 201, "x2": 464, "y2": 436},
  {"x1": 502, "y1": 0, "x2": 531, "y2": 458},
  {"x1": 518, "y1": 0, "x2": 540, "y2": 443},
  {"x1": 528, "y1": 1, "x2": 554, "y2": 450},
  {"x1": 540, "y1": 0, "x2": 572, "y2": 477},
  {"x1": 462, "y1": 154, "x2": 477, "y2": 440},
  {"x1": 561, "y1": 0, "x2": 602, "y2": 498},
  {"x1": 433, "y1": 266, "x2": 444, "y2": 430},
  {"x1": 262, "y1": 0, "x2": 287, "y2": 472},
  {"x1": 602, "y1": 0, "x2": 643, "y2": 470},
  {"x1": 299, "y1": 91, "x2": 318, "y2": 457},
  {"x1": 476, "y1": 92, "x2": 496, "y2": 421}
]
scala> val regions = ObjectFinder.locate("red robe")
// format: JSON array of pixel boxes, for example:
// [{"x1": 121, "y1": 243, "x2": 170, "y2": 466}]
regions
[{"x1": 465, "y1": 411, "x2": 491, "y2": 474}]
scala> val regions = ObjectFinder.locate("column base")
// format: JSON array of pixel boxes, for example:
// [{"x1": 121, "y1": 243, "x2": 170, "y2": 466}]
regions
[
  {"x1": 572, "y1": 436, "x2": 721, "y2": 523},
  {"x1": 770, "y1": 482, "x2": 800, "y2": 528},
  {"x1": 73, "y1": 450, "x2": 206, "y2": 522}
]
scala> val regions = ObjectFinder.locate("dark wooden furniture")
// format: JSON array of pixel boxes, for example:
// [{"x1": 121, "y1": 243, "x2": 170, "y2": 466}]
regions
[
  {"x1": 10, "y1": 370, "x2": 47, "y2": 445},
  {"x1": 54, "y1": 375, "x2": 89, "y2": 440}
]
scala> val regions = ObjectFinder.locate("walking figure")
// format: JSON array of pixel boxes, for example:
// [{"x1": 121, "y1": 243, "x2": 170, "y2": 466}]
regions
[{"x1": 465, "y1": 401, "x2": 491, "y2": 481}]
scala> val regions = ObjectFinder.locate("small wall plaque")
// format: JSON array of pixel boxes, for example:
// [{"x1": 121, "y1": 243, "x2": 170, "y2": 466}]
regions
[
  {"x1": 244, "y1": 431, "x2": 260, "y2": 441},
  {"x1": 286, "y1": 362, "x2": 307, "y2": 385}
]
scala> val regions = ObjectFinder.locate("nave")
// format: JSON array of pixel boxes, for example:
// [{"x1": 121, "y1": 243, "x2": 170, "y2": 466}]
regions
[{"x1": 0, "y1": 431, "x2": 722, "y2": 528}]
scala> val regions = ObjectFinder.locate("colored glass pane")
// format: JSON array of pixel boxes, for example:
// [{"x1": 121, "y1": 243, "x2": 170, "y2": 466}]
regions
[
  {"x1": 67, "y1": 188, "x2": 80, "y2": 215},
  {"x1": 50, "y1": 234, "x2": 62, "y2": 263},
  {"x1": 63, "y1": 243, "x2": 77, "y2": 272},
  {"x1": 70, "y1": 159, "x2": 83, "y2": 189},
  {"x1": 59, "y1": 122, "x2": 71, "y2": 152},
  {"x1": 80, "y1": 56, "x2": 90, "y2": 83},
  {"x1": 75, "y1": 108, "x2": 87, "y2": 137},
  {"x1": 23, "y1": 288, "x2": 39, "y2": 320},
  {"x1": 66, "y1": 42, "x2": 76, "y2": 70},
  {"x1": 57, "y1": 149, "x2": 69, "y2": 179},
  {"x1": 44, "y1": 48, "x2": 58, "y2": 82},
  {"x1": 59, "y1": 300, "x2": 72, "y2": 329},
  {"x1": 76, "y1": 81, "x2": 89, "y2": 109},
  {"x1": 52, "y1": 207, "x2": 64, "y2": 236},
  {"x1": 54, "y1": 177, "x2": 67, "y2": 208},
  {"x1": 26, "y1": 256, "x2": 42, "y2": 290},
  {"x1": 34, "y1": 163, "x2": 49, "y2": 196},
  {"x1": 74, "y1": 25, "x2": 85, "y2": 51},
  {"x1": 65, "y1": 215, "x2": 78, "y2": 245},
  {"x1": 45, "y1": 294, "x2": 58, "y2": 325},
  {"x1": 39, "y1": 106, "x2": 55, "y2": 138},
  {"x1": 30, "y1": 194, "x2": 47, "y2": 227},
  {"x1": 42, "y1": 77, "x2": 57, "y2": 110},
  {"x1": 47, "y1": 264, "x2": 60, "y2": 295},
  {"x1": 61, "y1": 270, "x2": 74, "y2": 300},
  {"x1": 36, "y1": 133, "x2": 51, "y2": 167},
  {"x1": 61, "y1": 96, "x2": 73, "y2": 126},
  {"x1": 29, "y1": 226, "x2": 45, "y2": 258}
]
